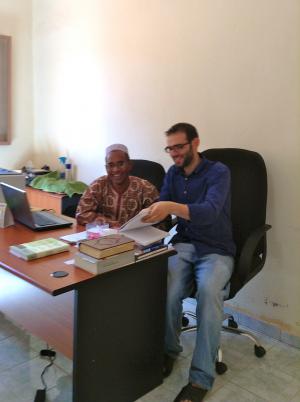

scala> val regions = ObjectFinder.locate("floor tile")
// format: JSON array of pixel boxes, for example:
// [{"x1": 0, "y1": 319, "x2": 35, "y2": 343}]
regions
[
  {"x1": 0, "y1": 381, "x2": 30, "y2": 402},
  {"x1": 264, "y1": 341, "x2": 300, "y2": 381},
  {"x1": 0, "y1": 356, "x2": 68, "y2": 402},
  {"x1": 53, "y1": 351, "x2": 73, "y2": 375},
  {"x1": 206, "y1": 382, "x2": 269, "y2": 402},
  {"x1": 229, "y1": 362, "x2": 300, "y2": 402},
  {"x1": 1, "y1": 311, "x2": 300, "y2": 402},
  {"x1": 0, "y1": 312, "x2": 20, "y2": 341},
  {"x1": 0, "y1": 335, "x2": 38, "y2": 372},
  {"x1": 0, "y1": 312, "x2": 46, "y2": 353},
  {"x1": 180, "y1": 329, "x2": 196, "y2": 358},
  {"x1": 46, "y1": 375, "x2": 72, "y2": 402},
  {"x1": 162, "y1": 355, "x2": 190, "y2": 394},
  {"x1": 290, "y1": 389, "x2": 300, "y2": 402},
  {"x1": 137, "y1": 382, "x2": 179, "y2": 402}
]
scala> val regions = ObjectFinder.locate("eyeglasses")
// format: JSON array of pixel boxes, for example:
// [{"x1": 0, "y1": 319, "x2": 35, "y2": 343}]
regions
[
  {"x1": 105, "y1": 161, "x2": 128, "y2": 169},
  {"x1": 164, "y1": 142, "x2": 190, "y2": 153}
]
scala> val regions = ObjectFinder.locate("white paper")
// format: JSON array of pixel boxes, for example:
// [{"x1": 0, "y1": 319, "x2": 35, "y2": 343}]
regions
[
  {"x1": 118, "y1": 208, "x2": 168, "y2": 246},
  {"x1": 60, "y1": 231, "x2": 87, "y2": 244},
  {"x1": 119, "y1": 208, "x2": 158, "y2": 231}
]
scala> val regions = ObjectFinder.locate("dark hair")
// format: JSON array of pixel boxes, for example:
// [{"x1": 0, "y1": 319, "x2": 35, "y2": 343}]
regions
[{"x1": 165, "y1": 122, "x2": 199, "y2": 142}]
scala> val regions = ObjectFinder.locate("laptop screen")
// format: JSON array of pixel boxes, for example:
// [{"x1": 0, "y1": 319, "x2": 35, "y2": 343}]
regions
[
  {"x1": 0, "y1": 182, "x2": 72, "y2": 230},
  {"x1": 0, "y1": 182, "x2": 35, "y2": 227}
]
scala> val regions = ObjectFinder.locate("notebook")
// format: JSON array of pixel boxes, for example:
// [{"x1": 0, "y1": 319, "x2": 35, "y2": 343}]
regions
[{"x1": 0, "y1": 182, "x2": 73, "y2": 231}]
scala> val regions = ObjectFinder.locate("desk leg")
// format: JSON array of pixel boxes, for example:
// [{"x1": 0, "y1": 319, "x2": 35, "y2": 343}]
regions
[{"x1": 73, "y1": 255, "x2": 168, "y2": 402}]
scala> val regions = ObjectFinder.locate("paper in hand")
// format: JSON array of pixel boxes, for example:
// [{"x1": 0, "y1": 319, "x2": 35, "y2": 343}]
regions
[{"x1": 119, "y1": 208, "x2": 158, "y2": 232}]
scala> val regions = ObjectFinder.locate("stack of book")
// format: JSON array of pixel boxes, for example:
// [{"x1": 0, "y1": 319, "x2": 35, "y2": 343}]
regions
[
  {"x1": 9, "y1": 238, "x2": 70, "y2": 260},
  {"x1": 134, "y1": 241, "x2": 168, "y2": 261},
  {"x1": 74, "y1": 234, "x2": 135, "y2": 274}
]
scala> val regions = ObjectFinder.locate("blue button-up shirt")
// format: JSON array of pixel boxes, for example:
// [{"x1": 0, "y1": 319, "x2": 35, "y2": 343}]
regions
[{"x1": 160, "y1": 155, "x2": 236, "y2": 257}]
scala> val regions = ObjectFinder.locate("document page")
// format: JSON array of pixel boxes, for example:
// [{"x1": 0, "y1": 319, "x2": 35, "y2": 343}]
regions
[
  {"x1": 122, "y1": 226, "x2": 168, "y2": 247},
  {"x1": 119, "y1": 208, "x2": 158, "y2": 231},
  {"x1": 119, "y1": 208, "x2": 168, "y2": 246}
]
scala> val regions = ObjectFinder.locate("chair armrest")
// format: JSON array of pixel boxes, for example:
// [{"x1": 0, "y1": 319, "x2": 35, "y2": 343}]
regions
[{"x1": 237, "y1": 224, "x2": 271, "y2": 284}]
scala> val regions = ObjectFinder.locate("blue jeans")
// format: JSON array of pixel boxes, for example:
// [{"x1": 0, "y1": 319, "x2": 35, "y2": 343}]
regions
[{"x1": 165, "y1": 243, "x2": 234, "y2": 390}]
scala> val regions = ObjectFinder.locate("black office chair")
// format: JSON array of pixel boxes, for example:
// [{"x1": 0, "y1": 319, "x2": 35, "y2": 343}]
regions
[
  {"x1": 182, "y1": 148, "x2": 271, "y2": 374},
  {"x1": 130, "y1": 159, "x2": 166, "y2": 192}
]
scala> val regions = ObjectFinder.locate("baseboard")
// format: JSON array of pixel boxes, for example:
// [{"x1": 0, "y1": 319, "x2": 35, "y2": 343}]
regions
[{"x1": 224, "y1": 305, "x2": 300, "y2": 349}]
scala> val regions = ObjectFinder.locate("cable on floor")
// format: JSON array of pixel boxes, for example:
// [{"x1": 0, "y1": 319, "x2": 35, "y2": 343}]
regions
[{"x1": 34, "y1": 345, "x2": 56, "y2": 402}]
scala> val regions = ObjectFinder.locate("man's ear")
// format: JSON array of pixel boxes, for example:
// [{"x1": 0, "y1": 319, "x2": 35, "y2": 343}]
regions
[{"x1": 192, "y1": 137, "x2": 200, "y2": 150}]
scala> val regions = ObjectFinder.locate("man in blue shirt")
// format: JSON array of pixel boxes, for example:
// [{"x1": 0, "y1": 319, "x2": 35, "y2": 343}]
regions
[{"x1": 143, "y1": 123, "x2": 236, "y2": 402}]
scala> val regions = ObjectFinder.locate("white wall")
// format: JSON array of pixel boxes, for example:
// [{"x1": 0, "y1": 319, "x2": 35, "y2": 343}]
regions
[
  {"x1": 30, "y1": 0, "x2": 300, "y2": 337},
  {"x1": 0, "y1": 0, "x2": 33, "y2": 169}
]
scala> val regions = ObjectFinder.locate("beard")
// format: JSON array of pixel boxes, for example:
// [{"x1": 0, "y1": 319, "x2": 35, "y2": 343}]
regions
[
  {"x1": 173, "y1": 146, "x2": 194, "y2": 168},
  {"x1": 182, "y1": 151, "x2": 194, "y2": 168}
]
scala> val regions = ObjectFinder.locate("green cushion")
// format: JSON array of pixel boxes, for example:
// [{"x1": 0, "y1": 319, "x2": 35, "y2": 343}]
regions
[{"x1": 30, "y1": 171, "x2": 88, "y2": 197}]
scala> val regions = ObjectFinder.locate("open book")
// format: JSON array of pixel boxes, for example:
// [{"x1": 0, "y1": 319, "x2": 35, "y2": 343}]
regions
[{"x1": 119, "y1": 209, "x2": 168, "y2": 246}]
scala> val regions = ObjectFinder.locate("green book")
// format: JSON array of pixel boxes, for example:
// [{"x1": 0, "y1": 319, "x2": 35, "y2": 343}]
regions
[{"x1": 9, "y1": 238, "x2": 70, "y2": 261}]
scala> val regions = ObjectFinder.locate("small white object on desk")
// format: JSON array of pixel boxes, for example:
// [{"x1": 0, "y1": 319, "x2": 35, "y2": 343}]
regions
[
  {"x1": 0, "y1": 202, "x2": 14, "y2": 228},
  {"x1": 60, "y1": 228, "x2": 119, "y2": 244},
  {"x1": 85, "y1": 223, "x2": 116, "y2": 239},
  {"x1": 60, "y1": 231, "x2": 87, "y2": 244}
]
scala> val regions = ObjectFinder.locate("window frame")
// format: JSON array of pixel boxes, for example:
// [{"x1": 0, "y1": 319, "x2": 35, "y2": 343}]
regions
[{"x1": 0, "y1": 35, "x2": 11, "y2": 145}]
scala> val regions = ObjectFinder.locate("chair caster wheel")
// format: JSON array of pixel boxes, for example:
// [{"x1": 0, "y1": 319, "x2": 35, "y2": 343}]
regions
[
  {"x1": 228, "y1": 318, "x2": 238, "y2": 329},
  {"x1": 182, "y1": 316, "x2": 189, "y2": 327},
  {"x1": 254, "y1": 345, "x2": 266, "y2": 357},
  {"x1": 215, "y1": 361, "x2": 227, "y2": 375}
]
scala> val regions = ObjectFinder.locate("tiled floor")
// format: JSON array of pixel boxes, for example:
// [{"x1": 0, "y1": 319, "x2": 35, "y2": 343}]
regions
[{"x1": 1, "y1": 300, "x2": 300, "y2": 402}]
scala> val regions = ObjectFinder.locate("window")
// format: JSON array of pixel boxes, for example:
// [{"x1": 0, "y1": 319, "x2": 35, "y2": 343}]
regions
[{"x1": 0, "y1": 35, "x2": 11, "y2": 145}]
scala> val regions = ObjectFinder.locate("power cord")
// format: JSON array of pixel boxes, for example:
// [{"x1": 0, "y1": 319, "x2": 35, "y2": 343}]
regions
[{"x1": 34, "y1": 346, "x2": 56, "y2": 402}]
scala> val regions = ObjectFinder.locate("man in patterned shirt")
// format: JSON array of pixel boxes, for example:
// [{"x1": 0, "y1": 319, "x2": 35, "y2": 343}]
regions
[{"x1": 76, "y1": 144, "x2": 159, "y2": 227}]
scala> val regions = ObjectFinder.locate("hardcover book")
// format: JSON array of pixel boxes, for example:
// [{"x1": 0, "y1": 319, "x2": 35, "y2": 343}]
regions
[
  {"x1": 135, "y1": 244, "x2": 168, "y2": 261},
  {"x1": 74, "y1": 249, "x2": 135, "y2": 275},
  {"x1": 78, "y1": 234, "x2": 135, "y2": 259},
  {"x1": 9, "y1": 238, "x2": 70, "y2": 261}
]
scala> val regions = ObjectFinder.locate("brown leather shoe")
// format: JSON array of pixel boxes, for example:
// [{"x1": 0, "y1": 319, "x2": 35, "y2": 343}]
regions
[
  {"x1": 163, "y1": 354, "x2": 175, "y2": 378},
  {"x1": 174, "y1": 383, "x2": 208, "y2": 402}
]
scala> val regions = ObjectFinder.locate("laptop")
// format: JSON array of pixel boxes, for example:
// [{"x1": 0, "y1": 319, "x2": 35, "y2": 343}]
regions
[{"x1": 0, "y1": 182, "x2": 73, "y2": 231}]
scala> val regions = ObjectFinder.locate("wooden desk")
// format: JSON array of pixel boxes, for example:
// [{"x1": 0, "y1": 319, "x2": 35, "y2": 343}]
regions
[
  {"x1": 26, "y1": 186, "x2": 81, "y2": 217},
  {"x1": 0, "y1": 223, "x2": 171, "y2": 402}
]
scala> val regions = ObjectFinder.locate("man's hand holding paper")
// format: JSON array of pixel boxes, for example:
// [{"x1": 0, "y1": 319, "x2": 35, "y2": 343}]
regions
[{"x1": 142, "y1": 201, "x2": 190, "y2": 223}]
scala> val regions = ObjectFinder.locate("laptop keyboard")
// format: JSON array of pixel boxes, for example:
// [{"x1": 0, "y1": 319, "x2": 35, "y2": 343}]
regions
[{"x1": 33, "y1": 211, "x2": 59, "y2": 226}]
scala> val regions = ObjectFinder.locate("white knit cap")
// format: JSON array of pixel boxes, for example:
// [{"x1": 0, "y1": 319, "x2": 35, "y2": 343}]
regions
[{"x1": 105, "y1": 143, "x2": 129, "y2": 156}]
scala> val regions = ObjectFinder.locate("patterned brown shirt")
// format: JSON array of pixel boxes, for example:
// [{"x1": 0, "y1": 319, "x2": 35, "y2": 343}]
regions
[{"x1": 76, "y1": 175, "x2": 159, "y2": 227}]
